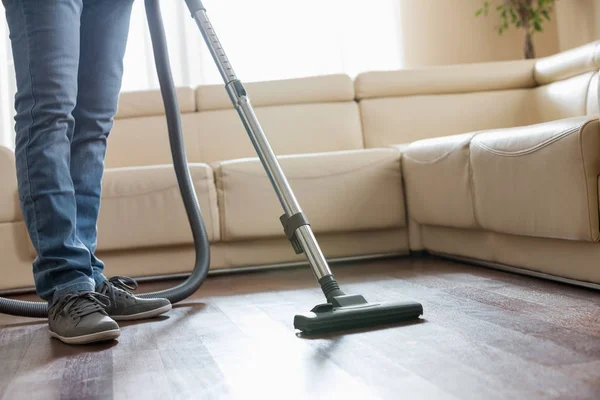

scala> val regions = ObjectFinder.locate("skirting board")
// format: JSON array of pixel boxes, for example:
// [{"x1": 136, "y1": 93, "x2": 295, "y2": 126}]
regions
[
  {"x1": 431, "y1": 251, "x2": 600, "y2": 292},
  {"x1": 0, "y1": 251, "x2": 409, "y2": 296},
  {"x1": 6, "y1": 250, "x2": 595, "y2": 296}
]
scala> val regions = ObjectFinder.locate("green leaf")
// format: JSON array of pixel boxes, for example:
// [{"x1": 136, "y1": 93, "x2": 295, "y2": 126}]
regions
[
  {"x1": 541, "y1": 10, "x2": 550, "y2": 20},
  {"x1": 510, "y1": 8, "x2": 518, "y2": 24}
]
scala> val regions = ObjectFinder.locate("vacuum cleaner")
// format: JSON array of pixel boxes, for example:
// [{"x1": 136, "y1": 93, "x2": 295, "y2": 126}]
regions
[{"x1": 0, "y1": 0, "x2": 423, "y2": 334}]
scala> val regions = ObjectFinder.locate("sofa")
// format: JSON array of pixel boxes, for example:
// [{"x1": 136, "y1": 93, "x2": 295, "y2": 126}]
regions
[{"x1": 1, "y1": 40, "x2": 599, "y2": 293}]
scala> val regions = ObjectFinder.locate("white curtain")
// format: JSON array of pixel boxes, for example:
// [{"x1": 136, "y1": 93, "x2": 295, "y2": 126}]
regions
[
  {"x1": 0, "y1": 15, "x2": 15, "y2": 148},
  {"x1": 0, "y1": 0, "x2": 404, "y2": 147}
]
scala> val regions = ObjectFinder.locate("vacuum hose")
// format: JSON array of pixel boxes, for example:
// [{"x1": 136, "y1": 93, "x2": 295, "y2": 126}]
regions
[{"x1": 0, "y1": 0, "x2": 210, "y2": 318}]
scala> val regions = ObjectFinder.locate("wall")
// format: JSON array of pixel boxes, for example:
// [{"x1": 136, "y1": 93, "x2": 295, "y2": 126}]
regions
[
  {"x1": 596, "y1": 0, "x2": 600, "y2": 39},
  {"x1": 556, "y1": 0, "x2": 598, "y2": 51},
  {"x1": 398, "y1": 0, "x2": 560, "y2": 67}
]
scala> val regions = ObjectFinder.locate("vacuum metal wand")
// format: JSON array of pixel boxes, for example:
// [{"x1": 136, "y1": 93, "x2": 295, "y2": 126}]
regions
[
  {"x1": 185, "y1": 0, "x2": 335, "y2": 284},
  {"x1": 187, "y1": 1, "x2": 423, "y2": 335}
]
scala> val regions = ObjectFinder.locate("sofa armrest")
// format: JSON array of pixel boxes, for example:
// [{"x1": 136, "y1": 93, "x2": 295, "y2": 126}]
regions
[
  {"x1": 470, "y1": 116, "x2": 600, "y2": 242},
  {"x1": 0, "y1": 145, "x2": 21, "y2": 223},
  {"x1": 534, "y1": 40, "x2": 600, "y2": 85}
]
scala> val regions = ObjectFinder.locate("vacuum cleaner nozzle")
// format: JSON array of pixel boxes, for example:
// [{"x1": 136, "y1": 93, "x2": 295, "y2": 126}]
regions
[{"x1": 294, "y1": 293, "x2": 423, "y2": 335}]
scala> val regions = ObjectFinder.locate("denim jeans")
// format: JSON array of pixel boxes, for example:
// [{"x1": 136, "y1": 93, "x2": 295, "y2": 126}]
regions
[{"x1": 2, "y1": 0, "x2": 134, "y2": 301}]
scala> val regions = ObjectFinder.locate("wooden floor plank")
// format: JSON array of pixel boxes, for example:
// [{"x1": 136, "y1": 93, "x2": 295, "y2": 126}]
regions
[
  {"x1": 1, "y1": 255, "x2": 599, "y2": 400},
  {"x1": 2, "y1": 327, "x2": 70, "y2": 400},
  {"x1": 209, "y1": 297, "x2": 383, "y2": 400},
  {"x1": 60, "y1": 350, "x2": 113, "y2": 400},
  {"x1": 379, "y1": 272, "x2": 600, "y2": 363}
]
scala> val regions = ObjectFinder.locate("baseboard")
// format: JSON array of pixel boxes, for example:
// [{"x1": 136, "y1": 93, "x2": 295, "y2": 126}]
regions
[
  {"x1": 430, "y1": 251, "x2": 600, "y2": 291},
  {"x1": 0, "y1": 251, "x2": 409, "y2": 296},
  {"x1": 5, "y1": 250, "x2": 598, "y2": 296}
]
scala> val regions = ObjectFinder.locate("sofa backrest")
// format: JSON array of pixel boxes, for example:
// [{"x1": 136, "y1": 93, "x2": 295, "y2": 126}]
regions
[
  {"x1": 105, "y1": 87, "x2": 196, "y2": 168},
  {"x1": 355, "y1": 59, "x2": 539, "y2": 148},
  {"x1": 106, "y1": 74, "x2": 363, "y2": 168},
  {"x1": 356, "y1": 40, "x2": 600, "y2": 148},
  {"x1": 106, "y1": 41, "x2": 600, "y2": 168}
]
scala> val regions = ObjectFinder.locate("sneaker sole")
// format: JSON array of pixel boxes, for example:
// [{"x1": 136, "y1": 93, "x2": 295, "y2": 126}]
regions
[
  {"x1": 49, "y1": 328, "x2": 121, "y2": 345},
  {"x1": 110, "y1": 303, "x2": 172, "y2": 321}
]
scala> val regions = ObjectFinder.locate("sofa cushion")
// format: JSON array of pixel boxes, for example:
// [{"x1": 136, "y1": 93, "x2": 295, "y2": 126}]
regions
[
  {"x1": 214, "y1": 148, "x2": 406, "y2": 241},
  {"x1": 0, "y1": 146, "x2": 20, "y2": 223},
  {"x1": 0, "y1": 221, "x2": 35, "y2": 290},
  {"x1": 105, "y1": 115, "x2": 173, "y2": 168},
  {"x1": 97, "y1": 163, "x2": 220, "y2": 251},
  {"x1": 401, "y1": 133, "x2": 479, "y2": 229},
  {"x1": 470, "y1": 116, "x2": 600, "y2": 242}
]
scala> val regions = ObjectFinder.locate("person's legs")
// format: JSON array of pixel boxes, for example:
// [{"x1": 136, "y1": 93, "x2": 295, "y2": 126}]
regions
[
  {"x1": 73, "y1": 0, "x2": 171, "y2": 320},
  {"x1": 2, "y1": 0, "x2": 95, "y2": 302},
  {"x1": 3, "y1": 0, "x2": 120, "y2": 345},
  {"x1": 70, "y1": 0, "x2": 134, "y2": 287}
]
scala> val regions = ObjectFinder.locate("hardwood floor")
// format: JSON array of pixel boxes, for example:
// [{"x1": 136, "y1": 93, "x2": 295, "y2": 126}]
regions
[{"x1": 1, "y1": 255, "x2": 599, "y2": 400}]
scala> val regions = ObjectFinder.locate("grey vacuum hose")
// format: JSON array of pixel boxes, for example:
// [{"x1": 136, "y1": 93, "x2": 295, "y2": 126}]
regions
[{"x1": 0, "y1": 0, "x2": 210, "y2": 318}]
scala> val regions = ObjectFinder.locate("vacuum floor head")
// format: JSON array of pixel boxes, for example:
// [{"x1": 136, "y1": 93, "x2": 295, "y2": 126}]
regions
[{"x1": 294, "y1": 298, "x2": 423, "y2": 335}]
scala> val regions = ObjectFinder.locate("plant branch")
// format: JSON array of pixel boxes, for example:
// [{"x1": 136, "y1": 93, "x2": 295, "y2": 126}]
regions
[{"x1": 475, "y1": 0, "x2": 555, "y2": 59}]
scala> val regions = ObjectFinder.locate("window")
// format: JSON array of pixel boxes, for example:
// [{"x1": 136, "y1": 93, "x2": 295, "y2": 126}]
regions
[
  {"x1": 0, "y1": 0, "x2": 404, "y2": 148},
  {"x1": 0, "y1": 16, "x2": 15, "y2": 148},
  {"x1": 122, "y1": 0, "x2": 404, "y2": 91}
]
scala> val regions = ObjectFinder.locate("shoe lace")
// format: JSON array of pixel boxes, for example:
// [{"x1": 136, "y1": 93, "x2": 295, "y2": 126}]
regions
[
  {"x1": 98, "y1": 276, "x2": 139, "y2": 305},
  {"x1": 52, "y1": 291, "x2": 110, "y2": 320}
]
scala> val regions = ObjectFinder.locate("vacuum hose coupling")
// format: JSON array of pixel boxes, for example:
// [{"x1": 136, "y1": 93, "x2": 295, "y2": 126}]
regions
[
  {"x1": 225, "y1": 79, "x2": 248, "y2": 108},
  {"x1": 319, "y1": 275, "x2": 345, "y2": 302},
  {"x1": 184, "y1": 0, "x2": 206, "y2": 14}
]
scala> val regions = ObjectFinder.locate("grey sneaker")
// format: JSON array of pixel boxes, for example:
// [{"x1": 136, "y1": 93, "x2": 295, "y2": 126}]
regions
[
  {"x1": 48, "y1": 291, "x2": 120, "y2": 345},
  {"x1": 96, "y1": 276, "x2": 172, "y2": 321}
]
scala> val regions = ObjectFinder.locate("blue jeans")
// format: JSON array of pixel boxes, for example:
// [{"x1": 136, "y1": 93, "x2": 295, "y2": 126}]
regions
[{"x1": 3, "y1": 0, "x2": 134, "y2": 301}]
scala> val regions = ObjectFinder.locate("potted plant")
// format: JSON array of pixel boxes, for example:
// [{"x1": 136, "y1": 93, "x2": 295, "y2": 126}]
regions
[{"x1": 476, "y1": 0, "x2": 556, "y2": 59}]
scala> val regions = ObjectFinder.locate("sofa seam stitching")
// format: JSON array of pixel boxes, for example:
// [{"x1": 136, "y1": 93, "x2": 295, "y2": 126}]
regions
[
  {"x1": 355, "y1": 101, "x2": 367, "y2": 149},
  {"x1": 467, "y1": 136, "x2": 481, "y2": 230},
  {"x1": 402, "y1": 134, "x2": 478, "y2": 164},
  {"x1": 211, "y1": 171, "x2": 220, "y2": 241},
  {"x1": 472, "y1": 125, "x2": 582, "y2": 157},
  {"x1": 579, "y1": 119, "x2": 596, "y2": 242},
  {"x1": 205, "y1": 173, "x2": 217, "y2": 241},
  {"x1": 215, "y1": 166, "x2": 228, "y2": 242},
  {"x1": 397, "y1": 151, "x2": 409, "y2": 229}
]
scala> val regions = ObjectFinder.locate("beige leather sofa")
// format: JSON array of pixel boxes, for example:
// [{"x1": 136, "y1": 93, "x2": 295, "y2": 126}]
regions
[{"x1": 1, "y1": 40, "x2": 599, "y2": 292}]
